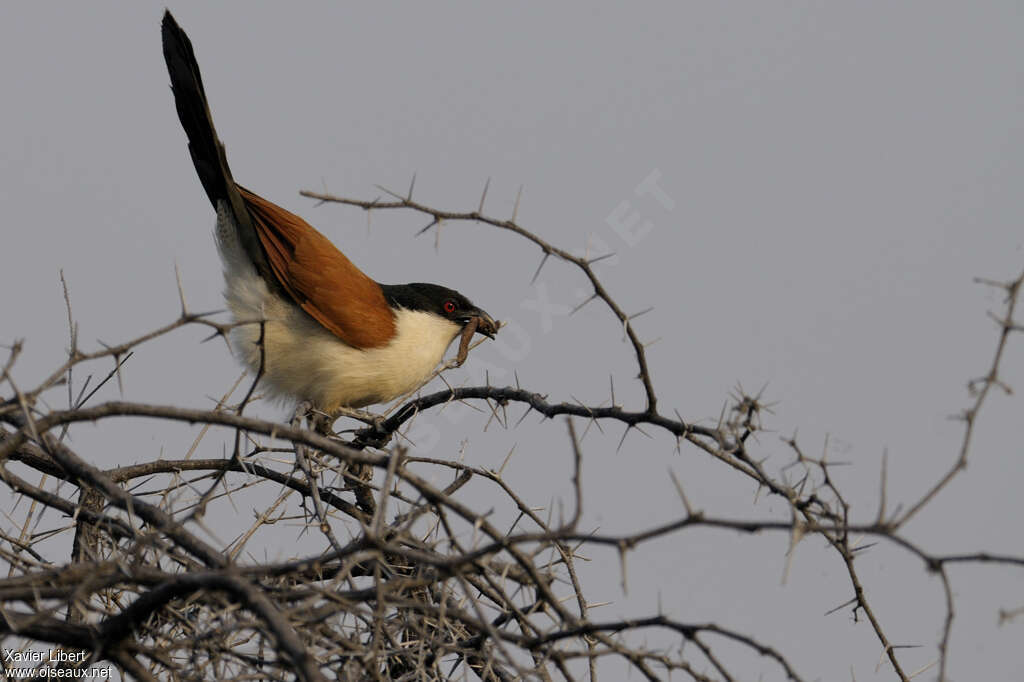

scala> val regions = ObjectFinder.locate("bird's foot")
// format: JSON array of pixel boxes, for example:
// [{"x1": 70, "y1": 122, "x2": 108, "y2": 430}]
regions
[{"x1": 290, "y1": 401, "x2": 314, "y2": 429}]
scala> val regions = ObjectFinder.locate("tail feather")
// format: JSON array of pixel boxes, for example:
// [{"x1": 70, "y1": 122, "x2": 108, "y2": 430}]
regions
[
  {"x1": 161, "y1": 11, "x2": 278, "y2": 288},
  {"x1": 161, "y1": 10, "x2": 233, "y2": 206}
]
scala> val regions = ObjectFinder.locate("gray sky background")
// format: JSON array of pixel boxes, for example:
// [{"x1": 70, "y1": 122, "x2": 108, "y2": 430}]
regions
[{"x1": 2, "y1": 3, "x2": 1023, "y2": 680}]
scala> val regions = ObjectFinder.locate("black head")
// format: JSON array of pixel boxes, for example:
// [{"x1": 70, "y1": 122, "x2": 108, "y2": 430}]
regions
[{"x1": 381, "y1": 283, "x2": 497, "y2": 337}]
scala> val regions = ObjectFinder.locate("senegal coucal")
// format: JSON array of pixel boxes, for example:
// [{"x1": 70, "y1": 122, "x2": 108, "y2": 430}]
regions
[{"x1": 161, "y1": 11, "x2": 496, "y2": 411}]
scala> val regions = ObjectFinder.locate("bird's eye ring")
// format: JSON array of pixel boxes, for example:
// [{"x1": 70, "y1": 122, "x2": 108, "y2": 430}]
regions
[{"x1": 443, "y1": 300, "x2": 456, "y2": 314}]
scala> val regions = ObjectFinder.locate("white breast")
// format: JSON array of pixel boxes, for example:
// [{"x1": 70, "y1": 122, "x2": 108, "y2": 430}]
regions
[{"x1": 213, "y1": 203, "x2": 462, "y2": 409}]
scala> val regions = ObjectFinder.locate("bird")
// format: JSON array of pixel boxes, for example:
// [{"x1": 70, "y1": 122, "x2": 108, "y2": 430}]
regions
[{"x1": 160, "y1": 11, "x2": 496, "y2": 412}]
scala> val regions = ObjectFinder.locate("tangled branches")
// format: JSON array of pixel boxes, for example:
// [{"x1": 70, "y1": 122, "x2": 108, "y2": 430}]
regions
[{"x1": 0, "y1": 184, "x2": 1021, "y2": 681}]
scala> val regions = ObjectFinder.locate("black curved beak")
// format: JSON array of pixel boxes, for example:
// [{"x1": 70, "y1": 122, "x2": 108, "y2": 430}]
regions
[{"x1": 463, "y1": 310, "x2": 498, "y2": 339}]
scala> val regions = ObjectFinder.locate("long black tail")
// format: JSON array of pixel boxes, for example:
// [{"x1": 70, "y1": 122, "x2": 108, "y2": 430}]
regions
[{"x1": 161, "y1": 10, "x2": 234, "y2": 207}]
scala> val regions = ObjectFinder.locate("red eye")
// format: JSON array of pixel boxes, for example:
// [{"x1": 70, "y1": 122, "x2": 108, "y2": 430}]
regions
[{"x1": 443, "y1": 300, "x2": 456, "y2": 314}]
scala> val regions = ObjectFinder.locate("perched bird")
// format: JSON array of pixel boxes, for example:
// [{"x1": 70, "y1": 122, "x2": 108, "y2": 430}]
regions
[{"x1": 161, "y1": 11, "x2": 496, "y2": 411}]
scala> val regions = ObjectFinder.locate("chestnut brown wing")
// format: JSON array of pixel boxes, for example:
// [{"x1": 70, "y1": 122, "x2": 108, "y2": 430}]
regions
[{"x1": 238, "y1": 186, "x2": 396, "y2": 349}]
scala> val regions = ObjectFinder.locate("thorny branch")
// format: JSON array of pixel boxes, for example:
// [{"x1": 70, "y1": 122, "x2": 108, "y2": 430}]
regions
[
  {"x1": 0, "y1": 185, "x2": 1019, "y2": 681},
  {"x1": 300, "y1": 187, "x2": 661, "y2": 415}
]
